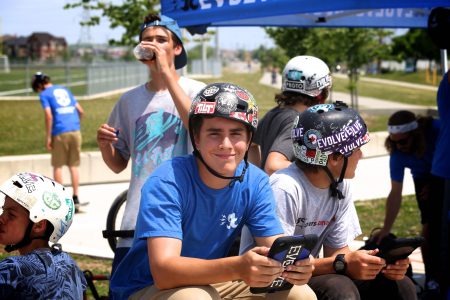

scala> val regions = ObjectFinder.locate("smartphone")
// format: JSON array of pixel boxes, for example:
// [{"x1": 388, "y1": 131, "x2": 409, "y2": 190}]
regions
[
  {"x1": 250, "y1": 234, "x2": 318, "y2": 294},
  {"x1": 376, "y1": 236, "x2": 424, "y2": 264}
]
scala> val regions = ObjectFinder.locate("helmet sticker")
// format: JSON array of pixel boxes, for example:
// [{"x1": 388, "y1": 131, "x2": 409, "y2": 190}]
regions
[
  {"x1": 235, "y1": 89, "x2": 249, "y2": 101},
  {"x1": 339, "y1": 132, "x2": 370, "y2": 156},
  {"x1": 317, "y1": 119, "x2": 364, "y2": 152},
  {"x1": 42, "y1": 191, "x2": 61, "y2": 210},
  {"x1": 315, "y1": 74, "x2": 331, "y2": 89},
  {"x1": 303, "y1": 129, "x2": 321, "y2": 149},
  {"x1": 293, "y1": 144, "x2": 329, "y2": 166},
  {"x1": 202, "y1": 85, "x2": 219, "y2": 97},
  {"x1": 17, "y1": 173, "x2": 40, "y2": 193},
  {"x1": 308, "y1": 103, "x2": 334, "y2": 113},
  {"x1": 229, "y1": 112, "x2": 247, "y2": 122},
  {"x1": 216, "y1": 92, "x2": 238, "y2": 114},
  {"x1": 194, "y1": 102, "x2": 216, "y2": 114},
  {"x1": 285, "y1": 70, "x2": 305, "y2": 91},
  {"x1": 65, "y1": 198, "x2": 74, "y2": 222}
]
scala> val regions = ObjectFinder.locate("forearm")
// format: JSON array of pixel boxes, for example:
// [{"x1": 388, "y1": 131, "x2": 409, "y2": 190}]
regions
[
  {"x1": 162, "y1": 70, "x2": 191, "y2": 130},
  {"x1": 312, "y1": 257, "x2": 336, "y2": 276},
  {"x1": 383, "y1": 192, "x2": 402, "y2": 231},
  {"x1": 152, "y1": 256, "x2": 242, "y2": 289},
  {"x1": 98, "y1": 144, "x2": 128, "y2": 173}
]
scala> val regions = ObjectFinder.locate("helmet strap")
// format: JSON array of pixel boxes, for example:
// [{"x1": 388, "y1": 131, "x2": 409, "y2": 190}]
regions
[
  {"x1": 193, "y1": 149, "x2": 249, "y2": 185},
  {"x1": 191, "y1": 132, "x2": 253, "y2": 186},
  {"x1": 323, "y1": 156, "x2": 348, "y2": 200}
]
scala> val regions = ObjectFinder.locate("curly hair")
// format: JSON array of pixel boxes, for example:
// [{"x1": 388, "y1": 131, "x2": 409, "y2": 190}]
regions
[
  {"x1": 384, "y1": 110, "x2": 433, "y2": 158},
  {"x1": 274, "y1": 88, "x2": 329, "y2": 107}
]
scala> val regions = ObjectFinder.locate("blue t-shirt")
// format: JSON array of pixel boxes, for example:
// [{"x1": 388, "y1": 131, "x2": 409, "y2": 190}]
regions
[
  {"x1": 0, "y1": 248, "x2": 87, "y2": 299},
  {"x1": 110, "y1": 155, "x2": 283, "y2": 300},
  {"x1": 432, "y1": 71, "x2": 450, "y2": 179},
  {"x1": 390, "y1": 119, "x2": 440, "y2": 182},
  {"x1": 39, "y1": 85, "x2": 80, "y2": 136}
]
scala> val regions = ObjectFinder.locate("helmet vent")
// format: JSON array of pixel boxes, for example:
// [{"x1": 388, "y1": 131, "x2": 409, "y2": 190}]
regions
[
  {"x1": 237, "y1": 104, "x2": 247, "y2": 111},
  {"x1": 335, "y1": 108, "x2": 342, "y2": 111},
  {"x1": 13, "y1": 181, "x2": 23, "y2": 188},
  {"x1": 317, "y1": 109, "x2": 325, "y2": 114}
]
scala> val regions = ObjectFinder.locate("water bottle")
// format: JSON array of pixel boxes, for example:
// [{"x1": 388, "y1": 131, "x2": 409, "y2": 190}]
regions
[{"x1": 133, "y1": 44, "x2": 154, "y2": 61}]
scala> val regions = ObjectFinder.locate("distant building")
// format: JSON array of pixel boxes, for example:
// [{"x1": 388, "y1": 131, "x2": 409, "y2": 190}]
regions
[{"x1": 2, "y1": 32, "x2": 67, "y2": 61}]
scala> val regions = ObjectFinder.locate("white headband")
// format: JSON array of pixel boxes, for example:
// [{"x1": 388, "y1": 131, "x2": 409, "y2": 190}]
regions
[{"x1": 387, "y1": 120, "x2": 418, "y2": 134}]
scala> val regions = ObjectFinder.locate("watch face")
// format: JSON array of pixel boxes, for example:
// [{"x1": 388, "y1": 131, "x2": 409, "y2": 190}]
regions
[{"x1": 335, "y1": 260, "x2": 345, "y2": 271}]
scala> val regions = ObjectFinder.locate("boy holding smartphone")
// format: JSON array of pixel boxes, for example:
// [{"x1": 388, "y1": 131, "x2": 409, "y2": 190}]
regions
[
  {"x1": 110, "y1": 83, "x2": 315, "y2": 300},
  {"x1": 241, "y1": 101, "x2": 417, "y2": 300}
]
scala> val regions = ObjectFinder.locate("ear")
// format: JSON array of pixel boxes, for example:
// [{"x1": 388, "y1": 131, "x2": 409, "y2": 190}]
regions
[
  {"x1": 194, "y1": 131, "x2": 201, "y2": 151},
  {"x1": 32, "y1": 220, "x2": 48, "y2": 235},
  {"x1": 327, "y1": 153, "x2": 342, "y2": 167},
  {"x1": 173, "y1": 44, "x2": 183, "y2": 56}
]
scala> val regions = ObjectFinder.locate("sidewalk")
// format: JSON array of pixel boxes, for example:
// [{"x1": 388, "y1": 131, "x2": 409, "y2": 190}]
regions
[{"x1": 259, "y1": 71, "x2": 437, "y2": 113}]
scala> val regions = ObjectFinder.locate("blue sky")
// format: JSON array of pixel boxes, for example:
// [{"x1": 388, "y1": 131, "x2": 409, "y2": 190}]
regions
[{"x1": 0, "y1": 0, "x2": 274, "y2": 50}]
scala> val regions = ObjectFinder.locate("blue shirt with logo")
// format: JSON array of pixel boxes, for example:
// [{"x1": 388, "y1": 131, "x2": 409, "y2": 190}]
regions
[
  {"x1": 390, "y1": 118, "x2": 440, "y2": 182},
  {"x1": 110, "y1": 155, "x2": 283, "y2": 299},
  {"x1": 39, "y1": 85, "x2": 80, "y2": 136}
]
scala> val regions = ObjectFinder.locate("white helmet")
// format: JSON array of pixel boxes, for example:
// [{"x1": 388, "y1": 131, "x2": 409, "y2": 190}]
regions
[
  {"x1": 0, "y1": 172, "x2": 75, "y2": 243},
  {"x1": 281, "y1": 55, "x2": 332, "y2": 97}
]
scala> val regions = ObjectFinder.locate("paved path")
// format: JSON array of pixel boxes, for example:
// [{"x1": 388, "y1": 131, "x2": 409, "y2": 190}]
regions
[{"x1": 259, "y1": 72, "x2": 437, "y2": 111}]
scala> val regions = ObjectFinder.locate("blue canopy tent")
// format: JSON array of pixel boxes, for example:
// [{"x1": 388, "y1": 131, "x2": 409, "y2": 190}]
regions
[
  {"x1": 161, "y1": 0, "x2": 449, "y2": 71},
  {"x1": 161, "y1": 0, "x2": 450, "y2": 32}
]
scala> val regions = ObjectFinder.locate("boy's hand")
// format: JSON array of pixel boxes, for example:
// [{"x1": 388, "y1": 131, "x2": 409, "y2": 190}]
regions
[
  {"x1": 238, "y1": 246, "x2": 283, "y2": 287},
  {"x1": 345, "y1": 249, "x2": 385, "y2": 280},
  {"x1": 97, "y1": 124, "x2": 119, "y2": 148},
  {"x1": 381, "y1": 258, "x2": 410, "y2": 280},
  {"x1": 282, "y1": 255, "x2": 314, "y2": 286}
]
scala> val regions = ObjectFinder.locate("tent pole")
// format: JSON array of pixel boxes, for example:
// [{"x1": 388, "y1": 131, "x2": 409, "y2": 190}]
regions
[{"x1": 441, "y1": 49, "x2": 448, "y2": 75}]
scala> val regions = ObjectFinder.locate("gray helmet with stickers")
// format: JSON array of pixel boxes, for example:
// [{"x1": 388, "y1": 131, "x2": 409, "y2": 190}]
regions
[
  {"x1": 188, "y1": 82, "x2": 259, "y2": 182},
  {"x1": 0, "y1": 172, "x2": 75, "y2": 243},
  {"x1": 291, "y1": 101, "x2": 370, "y2": 166},
  {"x1": 282, "y1": 55, "x2": 332, "y2": 97}
]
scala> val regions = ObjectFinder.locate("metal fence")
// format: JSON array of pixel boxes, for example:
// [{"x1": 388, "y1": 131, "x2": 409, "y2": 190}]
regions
[{"x1": 0, "y1": 59, "x2": 222, "y2": 99}]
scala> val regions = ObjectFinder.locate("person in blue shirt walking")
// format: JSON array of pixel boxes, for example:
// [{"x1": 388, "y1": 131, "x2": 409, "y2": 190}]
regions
[
  {"x1": 110, "y1": 82, "x2": 316, "y2": 300},
  {"x1": 373, "y1": 110, "x2": 443, "y2": 293},
  {"x1": 32, "y1": 72, "x2": 86, "y2": 212}
]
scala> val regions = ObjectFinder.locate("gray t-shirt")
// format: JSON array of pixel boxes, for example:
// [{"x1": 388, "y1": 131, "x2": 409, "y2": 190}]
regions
[
  {"x1": 240, "y1": 164, "x2": 361, "y2": 257},
  {"x1": 253, "y1": 106, "x2": 298, "y2": 169},
  {"x1": 108, "y1": 77, "x2": 205, "y2": 248}
]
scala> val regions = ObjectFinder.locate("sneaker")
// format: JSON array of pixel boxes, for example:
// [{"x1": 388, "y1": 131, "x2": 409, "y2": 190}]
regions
[{"x1": 72, "y1": 195, "x2": 89, "y2": 213}]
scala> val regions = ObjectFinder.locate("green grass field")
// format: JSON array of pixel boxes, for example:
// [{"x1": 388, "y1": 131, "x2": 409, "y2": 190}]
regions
[{"x1": 0, "y1": 69, "x2": 434, "y2": 156}]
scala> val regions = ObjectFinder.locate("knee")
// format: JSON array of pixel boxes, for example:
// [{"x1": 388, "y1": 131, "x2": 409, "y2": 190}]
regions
[
  {"x1": 287, "y1": 284, "x2": 317, "y2": 300},
  {"x1": 169, "y1": 285, "x2": 221, "y2": 300},
  {"x1": 311, "y1": 275, "x2": 360, "y2": 300}
]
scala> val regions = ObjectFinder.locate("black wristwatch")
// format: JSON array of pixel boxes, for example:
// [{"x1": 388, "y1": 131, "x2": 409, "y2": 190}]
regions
[{"x1": 333, "y1": 254, "x2": 347, "y2": 274}]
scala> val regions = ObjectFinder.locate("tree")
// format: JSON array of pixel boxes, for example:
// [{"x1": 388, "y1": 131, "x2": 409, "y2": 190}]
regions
[
  {"x1": 252, "y1": 45, "x2": 288, "y2": 71},
  {"x1": 391, "y1": 29, "x2": 440, "y2": 72},
  {"x1": 64, "y1": 0, "x2": 159, "y2": 46},
  {"x1": 265, "y1": 27, "x2": 393, "y2": 109}
]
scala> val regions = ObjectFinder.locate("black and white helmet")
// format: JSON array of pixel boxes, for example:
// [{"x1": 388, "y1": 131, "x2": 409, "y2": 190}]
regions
[
  {"x1": 282, "y1": 56, "x2": 332, "y2": 97},
  {"x1": 291, "y1": 101, "x2": 370, "y2": 166}
]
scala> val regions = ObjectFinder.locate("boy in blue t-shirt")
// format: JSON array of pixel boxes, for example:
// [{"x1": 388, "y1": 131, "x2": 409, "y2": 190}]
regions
[
  {"x1": 110, "y1": 83, "x2": 316, "y2": 300},
  {"x1": 32, "y1": 72, "x2": 86, "y2": 212},
  {"x1": 0, "y1": 171, "x2": 86, "y2": 299}
]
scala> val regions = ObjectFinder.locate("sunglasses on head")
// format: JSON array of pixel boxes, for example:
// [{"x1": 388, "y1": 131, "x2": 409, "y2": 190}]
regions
[{"x1": 390, "y1": 137, "x2": 410, "y2": 146}]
